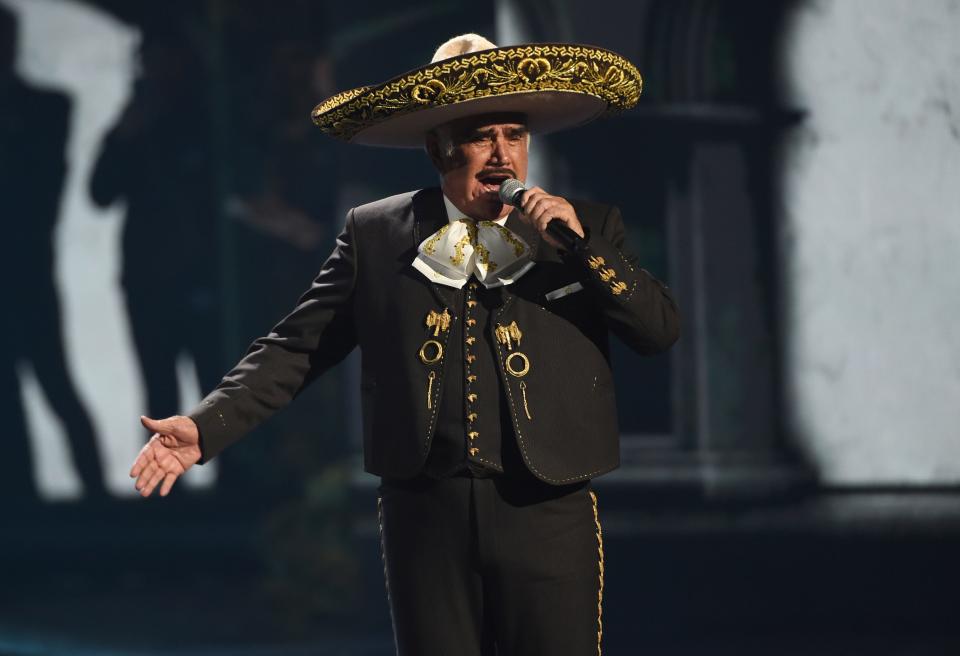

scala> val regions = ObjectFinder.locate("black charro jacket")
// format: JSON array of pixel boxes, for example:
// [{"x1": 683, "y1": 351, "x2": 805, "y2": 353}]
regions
[{"x1": 190, "y1": 187, "x2": 680, "y2": 485}]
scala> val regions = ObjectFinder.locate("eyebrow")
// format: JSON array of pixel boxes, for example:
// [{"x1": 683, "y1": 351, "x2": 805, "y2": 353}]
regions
[{"x1": 465, "y1": 126, "x2": 530, "y2": 140}]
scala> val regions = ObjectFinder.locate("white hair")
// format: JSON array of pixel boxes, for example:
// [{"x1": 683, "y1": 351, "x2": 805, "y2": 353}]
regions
[{"x1": 431, "y1": 33, "x2": 497, "y2": 63}]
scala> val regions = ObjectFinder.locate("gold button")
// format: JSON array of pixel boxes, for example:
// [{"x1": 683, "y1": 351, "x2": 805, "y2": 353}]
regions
[
  {"x1": 469, "y1": 447, "x2": 479, "y2": 456},
  {"x1": 467, "y1": 300, "x2": 478, "y2": 308},
  {"x1": 468, "y1": 282, "x2": 479, "y2": 290},
  {"x1": 466, "y1": 318, "x2": 477, "y2": 326},
  {"x1": 468, "y1": 431, "x2": 479, "y2": 440},
  {"x1": 465, "y1": 336, "x2": 476, "y2": 345},
  {"x1": 467, "y1": 374, "x2": 477, "y2": 383},
  {"x1": 467, "y1": 393, "x2": 478, "y2": 403},
  {"x1": 466, "y1": 354, "x2": 476, "y2": 363},
  {"x1": 467, "y1": 412, "x2": 478, "y2": 422}
]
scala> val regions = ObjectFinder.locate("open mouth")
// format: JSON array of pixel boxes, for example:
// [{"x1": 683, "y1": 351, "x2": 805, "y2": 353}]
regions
[{"x1": 478, "y1": 173, "x2": 512, "y2": 194}]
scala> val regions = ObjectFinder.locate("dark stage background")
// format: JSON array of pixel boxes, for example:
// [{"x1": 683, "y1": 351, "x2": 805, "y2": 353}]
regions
[{"x1": 2, "y1": 0, "x2": 958, "y2": 654}]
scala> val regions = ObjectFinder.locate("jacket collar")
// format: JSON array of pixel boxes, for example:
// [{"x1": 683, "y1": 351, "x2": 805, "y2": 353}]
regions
[{"x1": 412, "y1": 187, "x2": 542, "y2": 261}]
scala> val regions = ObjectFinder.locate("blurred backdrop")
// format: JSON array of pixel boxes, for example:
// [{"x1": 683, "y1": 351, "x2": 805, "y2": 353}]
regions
[{"x1": 1, "y1": 0, "x2": 958, "y2": 654}]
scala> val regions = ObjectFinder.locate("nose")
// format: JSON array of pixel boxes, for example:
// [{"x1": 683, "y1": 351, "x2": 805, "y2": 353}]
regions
[{"x1": 488, "y1": 134, "x2": 509, "y2": 165}]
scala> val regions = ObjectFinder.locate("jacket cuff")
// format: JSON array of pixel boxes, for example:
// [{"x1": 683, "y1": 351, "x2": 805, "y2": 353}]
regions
[
  {"x1": 564, "y1": 229, "x2": 642, "y2": 302},
  {"x1": 188, "y1": 394, "x2": 239, "y2": 464}
]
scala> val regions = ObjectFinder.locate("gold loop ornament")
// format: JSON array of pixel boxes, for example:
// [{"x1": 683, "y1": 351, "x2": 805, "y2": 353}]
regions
[
  {"x1": 419, "y1": 339, "x2": 444, "y2": 365},
  {"x1": 505, "y1": 352, "x2": 530, "y2": 378}
]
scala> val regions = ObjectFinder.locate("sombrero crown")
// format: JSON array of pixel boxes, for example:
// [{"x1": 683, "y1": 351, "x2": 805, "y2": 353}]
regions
[{"x1": 311, "y1": 33, "x2": 642, "y2": 148}]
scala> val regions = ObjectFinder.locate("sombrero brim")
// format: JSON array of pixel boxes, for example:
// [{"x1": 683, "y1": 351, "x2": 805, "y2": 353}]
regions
[{"x1": 311, "y1": 43, "x2": 642, "y2": 148}]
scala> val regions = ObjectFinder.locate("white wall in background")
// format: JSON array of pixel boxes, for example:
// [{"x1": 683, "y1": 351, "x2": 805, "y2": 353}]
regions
[
  {"x1": 782, "y1": 0, "x2": 960, "y2": 484},
  {"x1": 4, "y1": 0, "x2": 215, "y2": 499}
]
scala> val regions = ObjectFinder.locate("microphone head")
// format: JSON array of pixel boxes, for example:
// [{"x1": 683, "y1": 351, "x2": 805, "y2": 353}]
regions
[{"x1": 498, "y1": 178, "x2": 526, "y2": 207}]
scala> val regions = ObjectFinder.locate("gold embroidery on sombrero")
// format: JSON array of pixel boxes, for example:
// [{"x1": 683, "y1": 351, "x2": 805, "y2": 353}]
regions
[
  {"x1": 311, "y1": 86, "x2": 371, "y2": 116},
  {"x1": 312, "y1": 45, "x2": 642, "y2": 141}
]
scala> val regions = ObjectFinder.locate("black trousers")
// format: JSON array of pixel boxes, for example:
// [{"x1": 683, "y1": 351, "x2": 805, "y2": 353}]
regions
[{"x1": 376, "y1": 474, "x2": 604, "y2": 655}]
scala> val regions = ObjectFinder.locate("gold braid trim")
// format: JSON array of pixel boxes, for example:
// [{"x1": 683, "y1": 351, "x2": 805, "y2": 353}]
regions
[
  {"x1": 312, "y1": 44, "x2": 642, "y2": 141},
  {"x1": 589, "y1": 489, "x2": 604, "y2": 656}
]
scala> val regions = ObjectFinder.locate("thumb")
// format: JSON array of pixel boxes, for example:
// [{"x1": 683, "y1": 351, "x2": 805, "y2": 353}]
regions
[{"x1": 141, "y1": 415, "x2": 178, "y2": 434}]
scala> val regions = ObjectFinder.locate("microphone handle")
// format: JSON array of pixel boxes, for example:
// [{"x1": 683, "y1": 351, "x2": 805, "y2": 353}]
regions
[{"x1": 545, "y1": 218, "x2": 586, "y2": 253}]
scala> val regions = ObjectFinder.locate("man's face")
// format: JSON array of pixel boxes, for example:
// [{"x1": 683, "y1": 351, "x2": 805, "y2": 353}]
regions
[{"x1": 428, "y1": 113, "x2": 529, "y2": 221}]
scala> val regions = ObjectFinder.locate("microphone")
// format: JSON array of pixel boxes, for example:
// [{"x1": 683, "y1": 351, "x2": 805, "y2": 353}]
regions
[{"x1": 498, "y1": 179, "x2": 586, "y2": 253}]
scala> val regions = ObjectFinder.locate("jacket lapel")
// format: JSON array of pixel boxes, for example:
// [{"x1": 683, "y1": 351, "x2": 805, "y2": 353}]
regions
[{"x1": 411, "y1": 187, "x2": 457, "y2": 308}]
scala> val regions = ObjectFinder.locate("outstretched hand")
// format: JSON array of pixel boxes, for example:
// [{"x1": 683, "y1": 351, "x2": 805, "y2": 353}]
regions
[{"x1": 130, "y1": 415, "x2": 201, "y2": 497}]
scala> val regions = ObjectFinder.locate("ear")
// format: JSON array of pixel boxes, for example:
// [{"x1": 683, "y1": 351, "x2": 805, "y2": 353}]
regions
[{"x1": 424, "y1": 132, "x2": 446, "y2": 172}]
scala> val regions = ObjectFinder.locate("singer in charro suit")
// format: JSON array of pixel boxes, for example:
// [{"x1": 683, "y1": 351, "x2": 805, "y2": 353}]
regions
[{"x1": 130, "y1": 34, "x2": 679, "y2": 655}]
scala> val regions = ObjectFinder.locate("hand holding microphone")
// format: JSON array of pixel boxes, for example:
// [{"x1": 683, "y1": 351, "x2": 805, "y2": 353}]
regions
[{"x1": 499, "y1": 179, "x2": 586, "y2": 252}]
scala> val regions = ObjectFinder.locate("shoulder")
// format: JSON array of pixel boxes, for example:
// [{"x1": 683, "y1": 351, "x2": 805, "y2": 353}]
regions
[{"x1": 351, "y1": 188, "x2": 421, "y2": 226}]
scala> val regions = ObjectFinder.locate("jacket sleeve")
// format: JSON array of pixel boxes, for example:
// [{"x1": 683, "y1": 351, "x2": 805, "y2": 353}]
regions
[
  {"x1": 188, "y1": 209, "x2": 359, "y2": 463},
  {"x1": 565, "y1": 205, "x2": 681, "y2": 355}
]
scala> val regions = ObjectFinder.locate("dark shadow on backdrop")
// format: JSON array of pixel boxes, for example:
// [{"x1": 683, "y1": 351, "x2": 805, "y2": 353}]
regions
[
  {"x1": 89, "y1": 26, "x2": 222, "y2": 424},
  {"x1": 0, "y1": 5, "x2": 105, "y2": 504}
]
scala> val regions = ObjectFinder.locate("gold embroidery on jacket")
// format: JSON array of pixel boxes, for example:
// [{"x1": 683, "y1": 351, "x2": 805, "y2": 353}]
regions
[
  {"x1": 590, "y1": 490, "x2": 604, "y2": 655},
  {"x1": 425, "y1": 309, "x2": 451, "y2": 336},
  {"x1": 495, "y1": 321, "x2": 523, "y2": 350}
]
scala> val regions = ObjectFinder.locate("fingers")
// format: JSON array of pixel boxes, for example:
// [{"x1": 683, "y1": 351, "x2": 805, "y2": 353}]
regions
[
  {"x1": 520, "y1": 187, "x2": 546, "y2": 216},
  {"x1": 159, "y1": 472, "x2": 178, "y2": 497},
  {"x1": 131, "y1": 416, "x2": 199, "y2": 498},
  {"x1": 519, "y1": 188, "x2": 581, "y2": 243},
  {"x1": 133, "y1": 444, "x2": 185, "y2": 497},
  {"x1": 135, "y1": 460, "x2": 158, "y2": 496},
  {"x1": 141, "y1": 467, "x2": 166, "y2": 498},
  {"x1": 129, "y1": 436, "x2": 158, "y2": 477}
]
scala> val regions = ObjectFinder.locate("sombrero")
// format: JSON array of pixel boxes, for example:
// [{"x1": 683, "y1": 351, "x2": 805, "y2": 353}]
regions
[{"x1": 311, "y1": 33, "x2": 642, "y2": 148}]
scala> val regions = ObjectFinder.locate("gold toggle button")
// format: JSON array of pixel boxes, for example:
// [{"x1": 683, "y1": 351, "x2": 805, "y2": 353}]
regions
[
  {"x1": 466, "y1": 318, "x2": 477, "y2": 326},
  {"x1": 469, "y1": 447, "x2": 479, "y2": 456},
  {"x1": 505, "y1": 352, "x2": 531, "y2": 378},
  {"x1": 468, "y1": 431, "x2": 479, "y2": 440},
  {"x1": 467, "y1": 412, "x2": 478, "y2": 422},
  {"x1": 467, "y1": 393, "x2": 478, "y2": 403},
  {"x1": 467, "y1": 300, "x2": 478, "y2": 308},
  {"x1": 467, "y1": 374, "x2": 477, "y2": 383},
  {"x1": 465, "y1": 336, "x2": 477, "y2": 345},
  {"x1": 418, "y1": 339, "x2": 444, "y2": 364},
  {"x1": 466, "y1": 354, "x2": 477, "y2": 363}
]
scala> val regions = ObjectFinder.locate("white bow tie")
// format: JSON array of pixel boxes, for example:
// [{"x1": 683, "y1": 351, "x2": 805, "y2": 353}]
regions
[{"x1": 411, "y1": 218, "x2": 535, "y2": 289}]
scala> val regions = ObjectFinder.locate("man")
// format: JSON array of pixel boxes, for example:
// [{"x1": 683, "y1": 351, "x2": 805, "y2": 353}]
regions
[{"x1": 130, "y1": 34, "x2": 680, "y2": 655}]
